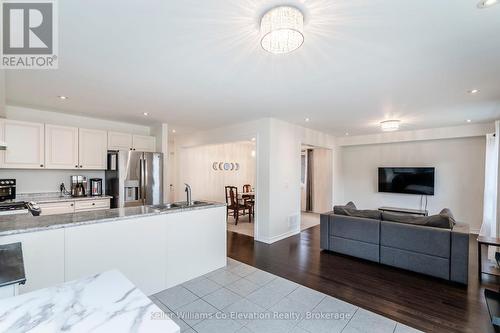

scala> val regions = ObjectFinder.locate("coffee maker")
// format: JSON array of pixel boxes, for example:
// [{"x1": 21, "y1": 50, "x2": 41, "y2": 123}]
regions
[
  {"x1": 90, "y1": 178, "x2": 103, "y2": 196},
  {"x1": 70, "y1": 176, "x2": 88, "y2": 197}
]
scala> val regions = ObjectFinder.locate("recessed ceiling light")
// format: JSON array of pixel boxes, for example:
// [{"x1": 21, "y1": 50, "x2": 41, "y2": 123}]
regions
[
  {"x1": 466, "y1": 119, "x2": 472, "y2": 123},
  {"x1": 251, "y1": 137, "x2": 256, "y2": 142},
  {"x1": 143, "y1": 112, "x2": 149, "y2": 116},
  {"x1": 478, "y1": 0, "x2": 498, "y2": 8},
  {"x1": 172, "y1": 129, "x2": 176, "y2": 133},
  {"x1": 261, "y1": 6, "x2": 304, "y2": 54},
  {"x1": 58, "y1": 95, "x2": 68, "y2": 100},
  {"x1": 345, "y1": 132, "x2": 349, "y2": 136},
  {"x1": 468, "y1": 89, "x2": 480, "y2": 94},
  {"x1": 380, "y1": 120, "x2": 401, "y2": 132},
  {"x1": 305, "y1": 118, "x2": 310, "y2": 122}
]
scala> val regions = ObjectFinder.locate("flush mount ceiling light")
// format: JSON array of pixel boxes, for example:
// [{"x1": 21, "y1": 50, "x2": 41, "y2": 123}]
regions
[
  {"x1": 143, "y1": 112, "x2": 149, "y2": 116},
  {"x1": 380, "y1": 120, "x2": 401, "y2": 132},
  {"x1": 260, "y1": 6, "x2": 304, "y2": 54},
  {"x1": 305, "y1": 117, "x2": 310, "y2": 122},
  {"x1": 478, "y1": 0, "x2": 498, "y2": 8},
  {"x1": 468, "y1": 89, "x2": 480, "y2": 94},
  {"x1": 58, "y1": 95, "x2": 68, "y2": 100}
]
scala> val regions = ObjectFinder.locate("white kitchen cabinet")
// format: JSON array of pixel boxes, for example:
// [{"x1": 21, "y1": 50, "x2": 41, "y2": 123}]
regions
[
  {"x1": 64, "y1": 215, "x2": 167, "y2": 296},
  {"x1": 38, "y1": 201, "x2": 75, "y2": 216},
  {"x1": 108, "y1": 132, "x2": 156, "y2": 152},
  {"x1": 38, "y1": 198, "x2": 111, "y2": 216},
  {"x1": 133, "y1": 135, "x2": 156, "y2": 152},
  {"x1": 0, "y1": 229, "x2": 65, "y2": 294},
  {"x1": 0, "y1": 119, "x2": 45, "y2": 169},
  {"x1": 74, "y1": 199, "x2": 110, "y2": 212},
  {"x1": 79, "y1": 128, "x2": 107, "y2": 169},
  {"x1": 45, "y1": 125, "x2": 79, "y2": 169},
  {"x1": 108, "y1": 132, "x2": 133, "y2": 151}
]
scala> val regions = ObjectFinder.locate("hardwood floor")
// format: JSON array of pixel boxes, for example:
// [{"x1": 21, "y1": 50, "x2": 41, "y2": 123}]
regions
[{"x1": 227, "y1": 226, "x2": 497, "y2": 333}]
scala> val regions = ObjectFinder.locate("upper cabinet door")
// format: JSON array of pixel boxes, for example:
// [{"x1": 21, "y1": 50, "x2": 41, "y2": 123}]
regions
[
  {"x1": 108, "y1": 132, "x2": 133, "y2": 151},
  {"x1": 0, "y1": 119, "x2": 45, "y2": 169},
  {"x1": 45, "y1": 125, "x2": 79, "y2": 169},
  {"x1": 79, "y1": 128, "x2": 107, "y2": 170},
  {"x1": 133, "y1": 135, "x2": 156, "y2": 152}
]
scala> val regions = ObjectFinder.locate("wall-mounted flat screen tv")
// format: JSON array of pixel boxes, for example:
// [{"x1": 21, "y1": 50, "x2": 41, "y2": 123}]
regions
[{"x1": 378, "y1": 167, "x2": 435, "y2": 195}]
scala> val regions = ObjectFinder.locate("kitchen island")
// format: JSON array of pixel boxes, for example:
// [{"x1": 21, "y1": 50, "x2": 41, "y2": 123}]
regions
[
  {"x1": 0, "y1": 202, "x2": 227, "y2": 296},
  {"x1": 0, "y1": 270, "x2": 179, "y2": 333}
]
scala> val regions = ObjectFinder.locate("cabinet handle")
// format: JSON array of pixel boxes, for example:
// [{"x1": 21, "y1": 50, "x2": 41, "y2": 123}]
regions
[
  {"x1": 92, "y1": 203, "x2": 95, "y2": 206},
  {"x1": 75, "y1": 165, "x2": 78, "y2": 168},
  {"x1": 80, "y1": 165, "x2": 83, "y2": 168},
  {"x1": 70, "y1": 204, "x2": 74, "y2": 207},
  {"x1": 130, "y1": 148, "x2": 133, "y2": 151},
  {"x1": 40, "y1": 164, "x2": 44, "y2": 167}
]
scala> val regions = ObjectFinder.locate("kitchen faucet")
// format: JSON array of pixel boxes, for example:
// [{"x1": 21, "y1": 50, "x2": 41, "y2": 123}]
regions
[{"x1": 184, "y1": 183, "x2": 193, "y2": 206}]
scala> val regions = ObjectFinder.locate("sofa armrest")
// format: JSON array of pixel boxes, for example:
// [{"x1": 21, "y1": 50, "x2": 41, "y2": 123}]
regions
[
  {"x1": 450, "y1": 222, "x2": 469, "y2": 284},
  {"x1": 320, "y1": 211, "x2": 335, "y2": 250}
]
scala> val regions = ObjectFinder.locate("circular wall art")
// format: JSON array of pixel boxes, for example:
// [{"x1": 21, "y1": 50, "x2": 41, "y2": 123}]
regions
[{"x1": 212, "y1": 162, "x2": 241, "y2": 171}]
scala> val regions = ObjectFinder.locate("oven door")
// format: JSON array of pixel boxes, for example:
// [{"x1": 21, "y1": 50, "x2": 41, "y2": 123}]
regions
[{"x1": 0, "y1": 185, "x2": 15, "y2": 201}]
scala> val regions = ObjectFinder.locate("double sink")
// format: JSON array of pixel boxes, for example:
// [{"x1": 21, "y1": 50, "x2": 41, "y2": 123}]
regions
[{"x1": 149, "y1": 201, "x2": 212, "y2": 211}]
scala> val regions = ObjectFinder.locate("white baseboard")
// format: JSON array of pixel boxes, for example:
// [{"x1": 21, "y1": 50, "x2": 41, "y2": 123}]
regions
[{"x1": 257, "y1": 229, "x2": 300, "y2": 244}]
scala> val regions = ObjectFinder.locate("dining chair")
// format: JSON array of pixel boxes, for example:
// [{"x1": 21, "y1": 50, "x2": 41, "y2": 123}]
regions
[
  {"x1": 242, "y1": 184, "x2": 254, "y2": 218},
  {"x1": 225, "y1": 186, "x2": 252, "y2": 225}
]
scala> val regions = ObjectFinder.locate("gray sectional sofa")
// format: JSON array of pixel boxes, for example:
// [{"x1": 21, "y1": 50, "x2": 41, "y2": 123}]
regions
[{"x1": 320, "y1": 204, "x2": 469, "y2": 284}]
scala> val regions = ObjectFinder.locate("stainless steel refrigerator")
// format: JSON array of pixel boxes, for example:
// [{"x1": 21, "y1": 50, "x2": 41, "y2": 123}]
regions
[{"x1": 105, "y1": 151, "x2": 163, "y2": 208}]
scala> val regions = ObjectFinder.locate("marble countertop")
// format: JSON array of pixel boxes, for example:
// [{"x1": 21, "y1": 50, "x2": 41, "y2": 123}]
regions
[
  {"x1": 0, "y1": 270, "x2": 179, "y2": 333},
  {"x1": 17, "y1": 193, "x2": 113, "y2": 204},
  {"x1": 0, "y1": 242, "x2": 25, "y2": 288},
  {"x1": 0, "y1": 202, "x2": 226, "y2": 236}
]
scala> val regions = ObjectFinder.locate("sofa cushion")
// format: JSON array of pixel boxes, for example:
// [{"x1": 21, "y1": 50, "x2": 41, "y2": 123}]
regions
[
  {"x1": 333, "y1": 201, "x2": 356, "y2": 215},
  {"x1": 440, "y1": 208, "x2": 456, "y2": 226},
  {"x1": 334, "y1": 202, "x2": 381, "y2": 220},
  {"x1": 380, "y1": 221, "x2": 450, "y2": 258},
  {"x1": 330, "y1": 215, "x2": 380, "y2": 244},
  {"x1": 381, "y1": 211, "x2": 453, "y2": 229}
]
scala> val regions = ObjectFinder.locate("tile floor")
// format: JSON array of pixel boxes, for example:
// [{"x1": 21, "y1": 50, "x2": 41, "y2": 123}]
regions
[{"x1": 150, "y1": 258, "x2": 423, "y2": 333}]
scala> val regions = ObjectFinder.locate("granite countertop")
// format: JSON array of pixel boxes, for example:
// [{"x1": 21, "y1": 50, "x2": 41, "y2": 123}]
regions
[
  {"x1": 0, "y1": 242, "x2": 25, "y2": 288},
  {"x1": 0, "y1": 270, "x2": 179, "y2": 333},
  {"x1": 17, "y1": 193, "x2": 113, "y2": 204},
  {"x1": 0, "y1": 202, "x2": 226, "y2": 237}
]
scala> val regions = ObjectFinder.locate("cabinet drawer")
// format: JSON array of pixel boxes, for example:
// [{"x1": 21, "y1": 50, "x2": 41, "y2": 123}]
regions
[
  {"x1": 74, "y1": 199, "x2": 110, "y2": 212},
  {"x1": 38, "y1": 202, "x2": 75, "y2": 216}
]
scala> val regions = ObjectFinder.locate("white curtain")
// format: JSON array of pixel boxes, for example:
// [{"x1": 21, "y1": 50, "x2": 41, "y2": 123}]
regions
[
  {"x1": 481, "y1": 122, "x2": 500, "y2": 259},
  {"x1": 481, "y1": 132, "x2": 498, "y2": 239}
]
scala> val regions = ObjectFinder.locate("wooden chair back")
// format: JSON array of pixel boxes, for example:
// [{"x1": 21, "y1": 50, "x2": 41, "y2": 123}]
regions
[
  {"x1": 225, "y1": 186, "x2": 238, "y2": 207},
  {"x1": 243, "y1": 184, "x2": 252, "y2": 193}
]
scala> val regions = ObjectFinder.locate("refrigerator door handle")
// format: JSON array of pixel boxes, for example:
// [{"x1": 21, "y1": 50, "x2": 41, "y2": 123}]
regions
[{"x1": 142, "y1": 157, "x2": 147, "y2": 205}]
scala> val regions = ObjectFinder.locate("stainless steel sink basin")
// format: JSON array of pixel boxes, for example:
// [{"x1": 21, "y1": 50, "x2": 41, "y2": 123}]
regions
[{"x1": 150, "y1": 201, "x2": 211, "y2": 210}]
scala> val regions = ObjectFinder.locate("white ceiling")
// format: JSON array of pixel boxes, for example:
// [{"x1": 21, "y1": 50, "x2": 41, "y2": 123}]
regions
[{"x1": 6, "y1": 0, "x2": 500, "y2": 135}]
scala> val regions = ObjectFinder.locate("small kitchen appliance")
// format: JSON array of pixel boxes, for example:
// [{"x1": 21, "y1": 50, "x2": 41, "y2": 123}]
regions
[
  {"x1": 70, "y1": 176, "x2": 87, "y2": 197},
  {"x1": 90, "y1": 178, "x2": 103, "y2": 196},
  {"x1": 0, "y1": 179, "x2": 16, "y2": 202}
]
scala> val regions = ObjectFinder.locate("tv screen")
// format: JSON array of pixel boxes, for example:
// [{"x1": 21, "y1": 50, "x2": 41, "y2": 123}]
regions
[{"x1": 378, "y1": 167, "x2": 435, "y2": 195}]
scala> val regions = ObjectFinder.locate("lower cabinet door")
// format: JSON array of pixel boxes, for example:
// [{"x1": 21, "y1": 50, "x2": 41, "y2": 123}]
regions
[{"x1": 38, "y1": 202, "x2": 75, "y2": 216}]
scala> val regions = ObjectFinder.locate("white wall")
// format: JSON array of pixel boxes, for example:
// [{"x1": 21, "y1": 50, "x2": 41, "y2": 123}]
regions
[
  {"x1": 339, "y1": 136, "x2": 486, "y2": 233},
  {"x1": 5, "y1": 105, "x2": 151, "y2": 134},
  {"x1": 0, "y1": 169, "x2": 105, "y2": 194},
  {"x1": 175, "y1": 118, "x2": 337, "y2": 243},
  {"x1": 0, "y1": 71, "x2": 5, "y2": 117},
  {"x1": 177, "y1": 142, "x2": 256, "y2": 203}
]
